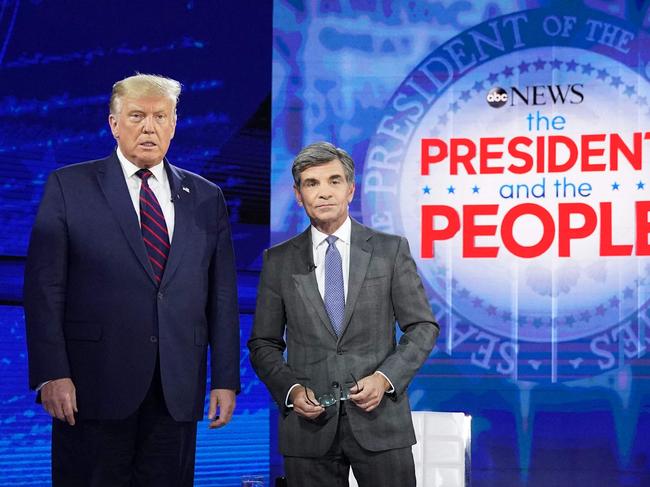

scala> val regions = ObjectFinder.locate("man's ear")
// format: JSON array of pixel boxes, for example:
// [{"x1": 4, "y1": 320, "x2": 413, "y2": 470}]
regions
[
  {"x1": 347, "y1": 182, "x2": 356, "y2": 203},
  {"x1": 294, "y1": 185, "x2": 303, "y2": 206},
  {"x1": 170, "y1": 112, "x2": 177, "y2": 140},
  {"x1": 108, "y1": 114, "x2": 119, "y2": 139}
]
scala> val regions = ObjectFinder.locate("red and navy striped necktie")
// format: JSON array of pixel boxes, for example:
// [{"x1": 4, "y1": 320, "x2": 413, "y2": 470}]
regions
[{"x1": 136, "y1": 169, "x2": 170, "y2": 284}]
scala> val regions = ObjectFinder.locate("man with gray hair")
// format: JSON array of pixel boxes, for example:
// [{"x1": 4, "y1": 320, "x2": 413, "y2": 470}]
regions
[
  {"x1": 24, "y1": 73, "x2": 240, "y2": 486},
  {"x1": 249, "y1": 141, "x2": 439, "y2": 486}
]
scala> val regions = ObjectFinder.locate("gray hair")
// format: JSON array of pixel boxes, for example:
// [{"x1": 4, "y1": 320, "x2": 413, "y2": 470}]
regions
[
  {"x1": 292, "y1": 141, "x2": 355, "y2": 186},
  {"x1": 109, "y1": 73, "x2": 181, "y2": 116}
]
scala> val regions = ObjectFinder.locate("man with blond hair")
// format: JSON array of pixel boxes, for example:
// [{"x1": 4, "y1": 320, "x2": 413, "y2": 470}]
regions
[{"x1": 24, "y1": 73, "x2": 240, "y2": 486}]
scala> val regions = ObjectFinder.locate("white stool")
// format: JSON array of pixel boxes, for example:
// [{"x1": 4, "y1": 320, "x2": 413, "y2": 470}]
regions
[{"x1": 349, "y1": 411, "x2": 471, "y2": 487}]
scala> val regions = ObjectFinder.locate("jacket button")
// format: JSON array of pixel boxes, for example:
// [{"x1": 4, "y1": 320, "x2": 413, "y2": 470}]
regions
[
  {"x1": 337, "y1": 349, "x2": 343, "y2": 355},
  {"x1": 157, "y1": 292, "x2": 164, "y2": 300},
  {"x1": 331, "y1": 381, "x2": 339, "y2": 389},
  {"x1": 150, "y1": 336, "x2": 158, "y2": 343}
]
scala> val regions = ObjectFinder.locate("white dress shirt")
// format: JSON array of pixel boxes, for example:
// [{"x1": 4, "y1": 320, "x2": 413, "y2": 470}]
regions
[{"x1": 116, "y1": 147, "x2": 175, "y2": 241}]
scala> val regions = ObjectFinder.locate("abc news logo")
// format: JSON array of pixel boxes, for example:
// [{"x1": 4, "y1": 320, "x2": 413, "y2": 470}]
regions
[{"x1": 486, "y1": 84, "x2": 584, "y2": 108}]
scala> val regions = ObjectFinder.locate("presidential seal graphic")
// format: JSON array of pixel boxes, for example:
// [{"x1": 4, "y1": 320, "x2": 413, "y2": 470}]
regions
[{"x1": 362, "y1": 6, "x2": 650, "y2": 384}]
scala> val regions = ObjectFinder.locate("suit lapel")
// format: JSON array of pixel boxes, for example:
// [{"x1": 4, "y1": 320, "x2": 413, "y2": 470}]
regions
[
  {"x1": 160, "y1": 162, "x2": 190, "y2": 287},
  {"x1": 96, "y1": 153, "x2": 157, "y2": 284},
  {"x1": 291, "y1": 228, "x2": 338, "y2": 340},
  {"x1": 341, "y1": 220, "x2": 372, "y2": 336}
]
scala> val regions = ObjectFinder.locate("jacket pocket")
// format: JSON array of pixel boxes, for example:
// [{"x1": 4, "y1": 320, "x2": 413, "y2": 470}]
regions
[
  {"x1": 64, "y1": 322, "x2": 102, "y2": 341},
  {"x1": 361, "y1": 275, "x2": 387, "y2": 288}
]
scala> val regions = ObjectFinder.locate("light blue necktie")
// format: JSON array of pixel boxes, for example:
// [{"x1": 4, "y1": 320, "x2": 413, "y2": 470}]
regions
[{"x1": 324, "y1": 235, "x2": 345, "y2": 336}]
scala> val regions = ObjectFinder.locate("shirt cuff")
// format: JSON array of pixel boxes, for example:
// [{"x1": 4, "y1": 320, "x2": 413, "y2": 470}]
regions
[
  {"x1": 374, "y1": 371, "x2": 395, "y2": 394},
  {"x1": 285, "y1": 383, "x2": 301, "y2": 408},
  {"x1": 36, "y1": 381, "x2": 51, "y2": 392}
]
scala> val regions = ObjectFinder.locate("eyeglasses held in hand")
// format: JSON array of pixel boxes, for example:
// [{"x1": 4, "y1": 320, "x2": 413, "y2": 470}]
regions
[{"x1": 305, "y1": 373, "x2": 363, "y2": 408}]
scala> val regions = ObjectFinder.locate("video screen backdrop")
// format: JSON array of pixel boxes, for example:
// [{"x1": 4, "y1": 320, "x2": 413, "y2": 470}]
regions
[
  {"x1": 0, "y1": 2, "x2": 272, "y2": 486},
  {"x1": 272, "y1": 0, "x2": 650, "y2": 484}
]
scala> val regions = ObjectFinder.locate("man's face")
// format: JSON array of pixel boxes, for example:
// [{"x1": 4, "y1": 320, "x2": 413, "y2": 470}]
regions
[
  {"x1": 108, "y1": 95, "x2": 176, "y2": 168},
  {"x1": 294, "y1": 159, "x2": 355, "y2": 234}
]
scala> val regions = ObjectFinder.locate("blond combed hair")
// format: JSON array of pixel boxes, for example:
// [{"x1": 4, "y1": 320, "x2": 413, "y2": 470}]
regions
[{"x1": 109, "y1": 73, "x2": 182, "y2": 116}]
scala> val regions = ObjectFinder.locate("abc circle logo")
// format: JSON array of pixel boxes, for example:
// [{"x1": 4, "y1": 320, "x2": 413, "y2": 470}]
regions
[{"x1": 486, "y1": 87, "x2": 508, "y2": 108}]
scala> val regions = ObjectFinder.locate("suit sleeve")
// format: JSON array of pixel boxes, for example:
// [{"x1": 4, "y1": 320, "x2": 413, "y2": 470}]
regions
[
  {"x1": 23, "y1": 172, "x2": 71, "y2": 390},
  {"x1": 247, "y1": 249, "x2": 298, "y2": 409},
  {"x1": 207, "y1": 187, "x2": 240, "y2": 392},
  {"x1": 376, "y1": 236, "x2": 439, "y2": 397}
]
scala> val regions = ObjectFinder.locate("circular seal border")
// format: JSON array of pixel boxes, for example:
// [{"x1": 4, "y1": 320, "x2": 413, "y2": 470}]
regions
[{"x1": 361, "y1": 5, "x2": 650, "y2": 384}]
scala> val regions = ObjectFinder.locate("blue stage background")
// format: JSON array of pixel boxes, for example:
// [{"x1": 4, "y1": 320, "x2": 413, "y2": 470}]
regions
[
  {"x1": 0, "y1": 1, "x2": 272, "y2": 486},
  {"x1": 3, "y1": 1, "x2": 650, "y2": 486}
]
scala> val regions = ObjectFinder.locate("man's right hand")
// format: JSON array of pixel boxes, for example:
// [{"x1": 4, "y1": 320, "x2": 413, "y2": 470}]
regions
[
  {"x1": 41, "y1": 378, "x2": 77, "y2": 426},
  {"x1": 289, "y1": 386, "x2": 324, "y2": 420}
]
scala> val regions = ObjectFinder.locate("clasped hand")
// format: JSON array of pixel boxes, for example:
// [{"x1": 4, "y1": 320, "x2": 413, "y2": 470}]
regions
[
  {"x1": 348, "y1": 372, "x2": 389, "y2": 413},
  {"x1": 290, "y1": 373, "x2": 389, "y2": 419}
]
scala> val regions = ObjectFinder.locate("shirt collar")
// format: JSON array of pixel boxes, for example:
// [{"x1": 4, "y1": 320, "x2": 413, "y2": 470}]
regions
[
  {"x1": 311, "y1": 217, "x2": 352, "y2": 248},
  {"x1": 116, "y1": 147, "x2": 166, "y2": 181}
]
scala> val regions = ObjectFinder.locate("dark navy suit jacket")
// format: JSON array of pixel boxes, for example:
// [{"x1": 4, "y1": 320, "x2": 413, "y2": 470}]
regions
[{"x1": 24, "y1": 152, "x2": 240, "y2": 422}]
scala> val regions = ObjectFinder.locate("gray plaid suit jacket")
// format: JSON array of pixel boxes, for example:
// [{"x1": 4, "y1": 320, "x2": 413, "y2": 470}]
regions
[{"x1": 248, "y1": 219, "x2": 439, "y2": 457}]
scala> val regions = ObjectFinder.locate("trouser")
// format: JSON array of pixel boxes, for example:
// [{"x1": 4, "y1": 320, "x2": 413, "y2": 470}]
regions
[
  {"x1": 52, "y1": 362, "x2": 197, "y2": 487},
  {"x1": 284, "y1": 401, "x2": 416, "y2": 487}
]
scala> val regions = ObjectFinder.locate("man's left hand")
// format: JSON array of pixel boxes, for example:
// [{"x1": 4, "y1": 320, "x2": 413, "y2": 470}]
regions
[
  {"x1": 348, "y1": 373, "x2": 390, "y2": 412},
  {"x1": 207, "y1": 388, "x2": 236, "y2": 429}
]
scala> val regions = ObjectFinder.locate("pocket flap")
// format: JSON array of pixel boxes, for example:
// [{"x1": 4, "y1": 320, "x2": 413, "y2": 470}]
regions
[{"x1": 64, "y1": 322, "x2": 102, "y2": 341}]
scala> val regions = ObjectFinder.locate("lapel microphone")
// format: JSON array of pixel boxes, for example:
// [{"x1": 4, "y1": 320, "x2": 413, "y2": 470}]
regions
[{"x1": 308, "y1": 263, "x2": 317, "y2": 272}]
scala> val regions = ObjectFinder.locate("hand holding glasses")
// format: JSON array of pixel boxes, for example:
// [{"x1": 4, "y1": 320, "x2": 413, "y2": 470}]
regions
[{"x1": 304, "y1": 373, "x2": 364, "y2": 408}]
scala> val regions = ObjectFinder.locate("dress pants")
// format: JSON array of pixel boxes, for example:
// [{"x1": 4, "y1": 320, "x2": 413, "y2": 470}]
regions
[
  {"x1": 51, "y1": 361, "x2": 197, "y2": 487},
  {"x1": 284, "y1": 401, "x2": 416, "y2": 487}
]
